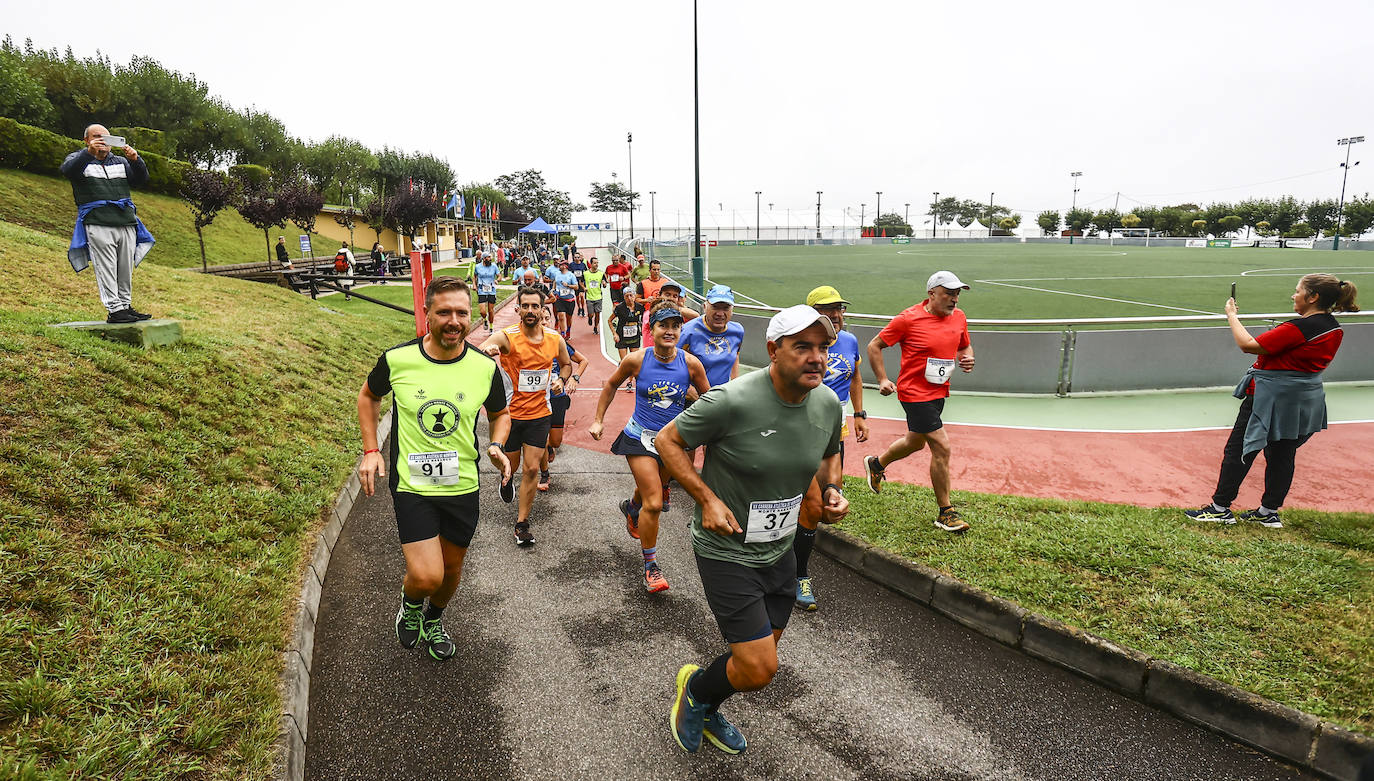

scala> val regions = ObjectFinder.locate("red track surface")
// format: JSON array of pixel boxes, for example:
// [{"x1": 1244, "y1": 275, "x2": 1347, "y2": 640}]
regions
[{"x1": 487, "y1": 296, "x2": 1374, "y2": 514}]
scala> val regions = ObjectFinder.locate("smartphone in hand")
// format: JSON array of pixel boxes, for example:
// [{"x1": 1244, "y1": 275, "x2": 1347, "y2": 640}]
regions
[
  {"x1": 101, "y1": 135, "x2": 127, "y2": 149},
  {"x1": 1230, "y1": 282, "x2": 1237, "y2": 302}
]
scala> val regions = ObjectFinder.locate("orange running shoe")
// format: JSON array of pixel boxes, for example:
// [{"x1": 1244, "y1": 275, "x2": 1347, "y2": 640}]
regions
[{"x1": 644, "y1": 562, "x2": 669, "y2": 592}]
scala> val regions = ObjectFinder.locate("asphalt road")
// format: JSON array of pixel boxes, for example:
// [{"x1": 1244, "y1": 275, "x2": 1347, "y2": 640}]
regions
[{"x1": 306, "y1": 441, "x2": 1312, "y2": 781}]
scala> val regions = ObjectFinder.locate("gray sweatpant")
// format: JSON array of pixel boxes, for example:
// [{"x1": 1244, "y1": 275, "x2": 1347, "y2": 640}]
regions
[{"x1": 85, "y1": 223, "x2": 135, "y2": 313}]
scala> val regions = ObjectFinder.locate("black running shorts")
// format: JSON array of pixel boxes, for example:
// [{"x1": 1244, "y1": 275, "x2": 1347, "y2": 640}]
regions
[
  {"x1": 610, "y1": 286, "x2": 625, "y2": 304},
  {"x1": 616, "y1": 335, "x2": 642, "y2": 350},
  {"x1": 392, "y1": 490, "x2": 479, "y2": 546},
  {"x1": 695, "y1": 552, "x2": 797, "y2": 644},
  {"x1": 478, "y1": 293, "x2": 497, "y2": 304},
  {"x1": 504, "y1": 415, "x2": 552, "y2": 451},
  {"x1": 609, "y1": 429, "x2": 662, "y2": 465},
  {"x1": 554, "y1": 298, "x2": 575, "y2": 315},
  {"x1": 900, "y1": 398, "x2": 945, "y2": 434},
  {"x1": 549, "y1": 394, "x2": 571, "y2": 428}
]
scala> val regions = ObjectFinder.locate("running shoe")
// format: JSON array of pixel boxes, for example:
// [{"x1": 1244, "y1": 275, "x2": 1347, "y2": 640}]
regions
[
  {"x1": 1237, "y1": 508, "x2": 1283, "y2": 528},
  {"x1": 394, "y1": 598, "x2": 424, "y2": 649},
  {"x1": 514, "y1": 522, "x2": 535, "y2": 546},
  {"x1": 1184, "y1": 504, "x2": 1236, "y2": 524},
  {"x1": 670, "y1": 664, "x2": 707, "y2": 753},
  {"x1": 624, "y1": 379, "x2": 634, "y2": 393},
  {"x1": 795, "y1": 577, "x2": 817, "y2": 611},
  {"x1": 422, "y1": 617, "x2": 456, "y2": 661},
  {"x1": 935, "y1": 507, "x2": 970, "y2": 534},
  {"x1": 662, "y1": 485, "x2": 671, "y2": 513},
  {"x1": 499, "y1": 473, "x2": 514, "y2": 504},
  {"x1": 537, "y1": 470, "x2": 551, "y2": 491},
  {"x1": 864, "y1": 455, "x2": 885, "y2": 494},
  {"x1": 703, "y1": 709, "x2": 747, "y2": 754},
  {"x1": 621, "y1": 499, "x2": 640, "y2": 539},
  {"x1": 645, "y1": 562, "x2": 670, "y2": 593}
]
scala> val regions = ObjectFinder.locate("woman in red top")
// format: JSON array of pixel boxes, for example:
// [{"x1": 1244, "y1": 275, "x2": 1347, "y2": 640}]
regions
[{"x1": 1186, "y1": 273, "x2": 1359, "y2": 528}]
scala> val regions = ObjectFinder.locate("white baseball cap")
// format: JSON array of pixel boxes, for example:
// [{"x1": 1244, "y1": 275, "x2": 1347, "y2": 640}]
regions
[
  {"x1": 927, "y1": 270, "x2": 970, "y2": 291},
  {"x1": 766, "y1": 304, "x2": 837, "y2": 343}
]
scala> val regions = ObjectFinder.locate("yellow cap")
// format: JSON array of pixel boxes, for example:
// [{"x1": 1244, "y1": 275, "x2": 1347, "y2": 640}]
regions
[{"x1": 806, "y1": 285, "x2": 850, "y2": 307}]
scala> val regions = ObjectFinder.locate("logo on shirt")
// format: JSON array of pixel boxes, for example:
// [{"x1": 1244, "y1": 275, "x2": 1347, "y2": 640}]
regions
[
  {"x1": 645, "y1": 380, "x2": 683, "y2": 410},
  {"x1": 704, "y1": 334, "x2": 733, "y2": 355},
  {"x1": 417, "y1": 399, "x2": 461, "y2": 439},
  {"x1": 760, "y1": 430, "x2": 777, "y2": 437},
  {"x1": 825, "y1": 352, "x2": 855, "y2": 383}
]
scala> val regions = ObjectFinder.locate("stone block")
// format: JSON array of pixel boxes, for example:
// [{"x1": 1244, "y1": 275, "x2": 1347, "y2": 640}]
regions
[
  {"x1": 862, "y1": 547, "x2": 937, "y2": 605},
  {"x1": 930, "y1": 576, "x2": 1026, "y2": 647},
  {"x1": 1312, "y1": 723, "x2": 1374, "y2": 781},
  {"x1": 1021, "y1": 614, "x2": 1149, "y2": 695},
  {"x1": 815, "y1": 527, "x2": 869, "y2": 572},
  {"x1": 51, "y1": 318, "x2": 183, "y2": 348}
]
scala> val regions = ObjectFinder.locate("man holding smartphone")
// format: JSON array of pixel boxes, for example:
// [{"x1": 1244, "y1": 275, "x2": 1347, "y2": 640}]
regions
[{"x1": 61, "y1": 124, "x2": 155, "y2": 324}]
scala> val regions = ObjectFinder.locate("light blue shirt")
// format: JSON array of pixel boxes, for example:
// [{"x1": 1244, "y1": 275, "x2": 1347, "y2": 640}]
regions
[
  {"x1": 474, "y1": 262, "x2": 499, "y2": 294},
  {"x1": 550, "y1": 269, "x2": 578, "y2": 300}
]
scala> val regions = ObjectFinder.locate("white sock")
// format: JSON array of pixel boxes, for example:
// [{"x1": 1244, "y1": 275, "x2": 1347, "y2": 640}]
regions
[{"x1": 1258, "y1": 504, "x2": 1277, "y2": 516}]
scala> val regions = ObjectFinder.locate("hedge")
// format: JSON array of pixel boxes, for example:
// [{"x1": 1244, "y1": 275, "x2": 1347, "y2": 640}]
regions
[
  {"x1": 228, "y1": 164, "x2": 270, "y2": 188},
  {"x1": 109, "y1": 126, "x2": 171, "y2": 157},
  {"x1": 0, "y1": 117, "x2": 191, "y2": 198}
]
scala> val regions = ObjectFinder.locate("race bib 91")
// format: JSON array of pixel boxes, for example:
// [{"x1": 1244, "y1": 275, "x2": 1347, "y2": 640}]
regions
[
  {"x1": 744, "y1": 494, "x2": 802, "y2": 543},
  {"x1": 408, "y1": 451, "x2": 461, "y2": 485},
  {"x1": 925, "y1": 357, "x2": 955, "y2": 385}
]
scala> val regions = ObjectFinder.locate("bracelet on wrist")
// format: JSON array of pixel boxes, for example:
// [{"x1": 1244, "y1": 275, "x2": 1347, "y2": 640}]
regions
[
  {"x1": 822, "y1": 482, "x2": 843, "y2": 497},
  {"x1": 363, "y1": 448, "x2": 380, "y2": 455},
  {"x1": 488, "y1": 442, "x2": 504, "y2": 452}
]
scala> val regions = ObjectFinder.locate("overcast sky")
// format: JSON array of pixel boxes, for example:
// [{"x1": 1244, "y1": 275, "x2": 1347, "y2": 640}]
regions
[{"x1": 9, "y1": 0, "x2": 1372, "y2": 226}]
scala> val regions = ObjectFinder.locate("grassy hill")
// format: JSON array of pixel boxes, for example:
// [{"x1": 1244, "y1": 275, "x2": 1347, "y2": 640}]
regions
[
  {"x1": 0, "y1": 218, "x2": 415, "y2": 778},
  {"x1": 0, "y1": 168, "x2": 357, "y2": 270}
]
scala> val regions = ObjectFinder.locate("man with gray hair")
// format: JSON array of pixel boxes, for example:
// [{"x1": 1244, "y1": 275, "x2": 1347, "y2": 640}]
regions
[{"x1": 61, "y1": 124, "x2": 155, "y2": 323}]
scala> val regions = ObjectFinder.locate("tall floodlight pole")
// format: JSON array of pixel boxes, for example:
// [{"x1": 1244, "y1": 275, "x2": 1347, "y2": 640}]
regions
[
  {"x1": 1069, "y1": 172, "x2": 1082, "y2": 244},
  {"x1": 691, "y1": 0, "x2": 703, "y2": 293},
  {"x1": 875, "y1": 191, "x2": 882, "y2": 228},
  {"x1": 627, "y1": 132, "x2": 635, "y2": 240},
  {"x1": 1334, "y1": 136, "x2": 1364, "y2": 250},
  {"x1": 860, "y1": 204, "x2": 866, "y2": 230},
  {"x1": 815, "y1": 191, "x2": 823, "y2": 240},
  {"x1": 755, "y1": 191, "x2": 762, "y2": 240},
  {"x1": 988, "y1": 192, "x2": 995, "y2": 238},
  {"x1": 931, "y1": 191, "x2": 939, "y2": 238}
]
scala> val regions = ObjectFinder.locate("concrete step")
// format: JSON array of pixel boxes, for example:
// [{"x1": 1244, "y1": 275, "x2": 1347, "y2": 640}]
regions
[{"x1": 51, "y1": 318, "x2": 183, "y2": 348}]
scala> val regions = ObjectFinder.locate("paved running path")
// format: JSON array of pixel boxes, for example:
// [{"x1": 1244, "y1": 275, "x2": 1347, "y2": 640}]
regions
[{"x1": 536, "y1": 304, "x2": 1373, "y2": 514}]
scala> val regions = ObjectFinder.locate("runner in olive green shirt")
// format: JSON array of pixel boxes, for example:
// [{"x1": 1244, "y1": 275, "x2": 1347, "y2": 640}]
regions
[{"x1": 657, "y1": 305, "x2": 848, "y2": 755}]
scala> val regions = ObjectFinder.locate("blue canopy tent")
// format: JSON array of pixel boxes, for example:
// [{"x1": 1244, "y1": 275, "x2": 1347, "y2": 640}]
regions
[{"x1": 517, "y1": 217, "x2": 556, "y2": 234}]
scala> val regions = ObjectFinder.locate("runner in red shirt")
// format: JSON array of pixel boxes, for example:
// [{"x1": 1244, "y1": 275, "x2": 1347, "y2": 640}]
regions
[
  {"x1": 863, "y1": 271, "x2": 975, "y2": 533},
  {"x1": 605, "y1": 255, "x2": 633, "y2": 305}
]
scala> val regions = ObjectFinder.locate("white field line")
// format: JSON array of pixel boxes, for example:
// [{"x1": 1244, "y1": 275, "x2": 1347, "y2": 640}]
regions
[
  {"x1": 974, "y1": 280, "x2": 1215, "y2": 315},
  {"x1": 863, "y1": 413, "x2": 1374, "y2": 434}
]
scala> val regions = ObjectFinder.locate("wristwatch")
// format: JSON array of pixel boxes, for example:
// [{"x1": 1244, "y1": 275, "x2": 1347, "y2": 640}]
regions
[
  {"x1": 488, "y1": 442, "x2": 504, "y2": 453},
  {"x1": 853, "y1": 410, "x2": 868, "y2": 419},
  {"x1": 822, "y1": 482, "x2": 844, "y2": 497},
  {"x1": 570, "y1": 374, "x2": 581, "y2": 383}
]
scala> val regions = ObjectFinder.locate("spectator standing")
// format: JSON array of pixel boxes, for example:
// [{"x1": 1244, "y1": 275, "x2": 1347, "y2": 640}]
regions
[{"x1": 276, "y1": 236, "x2": 294, "y2": 270}]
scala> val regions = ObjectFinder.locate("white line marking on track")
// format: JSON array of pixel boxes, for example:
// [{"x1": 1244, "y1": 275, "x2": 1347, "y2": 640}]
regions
[
  {"x1": 865, "y1": 415, "x2": 1374, "y2": 434},
  {"x1": 1240, "y1": 266, "x2": 1374, "y2": 276},
  {"x1": 973, "y1": 280, "x2": 1216, "y2": 314}
]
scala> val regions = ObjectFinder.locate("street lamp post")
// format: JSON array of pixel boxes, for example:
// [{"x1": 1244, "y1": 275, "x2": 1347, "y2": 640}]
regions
[
  {"x1": 691, "y1": 0, "x2": 703, "y2": 293},
  {"x1": 1334, "y1": 136, "x2": 1364, "y2": 251},
  {"x1": 649, "y1": 191, "x2": 656, "y2": 244},
  {"x1": 755, "y1": 191, "x2": 762, "y2": 240},
  {"x1": 627, "y1": 132, "x2": 635, "y2": 240},
  {"x1": 904, "y1": 203, "x2": 910, "y2": 227},
  {"x1": 860, "y1": 204, "x2": 866, "y2": 235},
  {"x1": 931, "y1": 191, "x2": 939, "y2": 238},
  {"x1": 1069, "y1": 172, "x2": 1082, "y2": 244},
  {"x1": 815, "y1": 191, "x2": 823, "y2": 240},
  {"x1": 987, "y1": 191, "x2": 995, "y2": 238},
  {"x1": 875, "y1": 191, "x2": 882, "y2": 228}
]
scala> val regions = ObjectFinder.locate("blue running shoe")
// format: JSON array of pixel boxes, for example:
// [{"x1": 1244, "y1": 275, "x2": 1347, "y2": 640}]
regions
[
  {"x1": 703, "y1": 709, "x2": 747, "y2": 754},
  {"x1": 670, "y1": 664, "x2": 707, "y2": 753},
  {"x1": 795, "y1": 577, "x2": 817, "y2": 612}
]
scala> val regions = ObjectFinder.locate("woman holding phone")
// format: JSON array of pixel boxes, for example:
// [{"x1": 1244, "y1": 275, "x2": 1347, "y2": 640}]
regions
[{"x1": 1186, "y1": 274, "x2": 1359, "y2": 528}]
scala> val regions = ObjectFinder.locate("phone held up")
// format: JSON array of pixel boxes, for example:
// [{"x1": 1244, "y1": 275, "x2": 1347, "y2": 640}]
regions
[
  {"x1": 1230, "y1": 282, "x2": 1237, "y2": 302},
  {"x1": 100, "y1": 135, "x2": 127, "y2": 150}
]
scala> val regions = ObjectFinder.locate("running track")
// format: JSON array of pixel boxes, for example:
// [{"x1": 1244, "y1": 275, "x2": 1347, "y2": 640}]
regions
[{"x1": 487, "y1": 297, "x2": 1374, "y2": 514}]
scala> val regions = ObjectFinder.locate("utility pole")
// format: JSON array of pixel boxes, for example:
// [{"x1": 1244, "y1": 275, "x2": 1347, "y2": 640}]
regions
[
  {"x1": 755, "y1": 191, "x2": 762, "y2": 240},
  {"x1": 931, "y1": 191, "x2": 939, "y2": 238},
  {"x1": 988, "y1": 192, "x2": 995, "y2": 238},
  {"x1": 904, "y1": 202, "x2": 910, "y2": 226},
  {"x1": 815, "y1": 191, "x2": 823, "y2": 240},
  {"x1": 626, "y1": 132, "x2": 634, "y2": 240},
  {"x1": 649, "y1": 191, "x2": 656, "y2": 244},
  {"x1": 1334, "y1": 136, "x2": 1364, "y2": 250},
  {"x1": 1069, "y1": 172, "x2": 1082, "y2": 244},
  {"x1": 875, "y1": 191, "x2": 882, "y2": 227}
]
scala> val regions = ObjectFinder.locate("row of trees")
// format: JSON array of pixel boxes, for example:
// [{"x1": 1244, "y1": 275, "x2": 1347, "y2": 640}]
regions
[{"x1": 1034, "y1": 196, "x2": 1374, "y2": 239}]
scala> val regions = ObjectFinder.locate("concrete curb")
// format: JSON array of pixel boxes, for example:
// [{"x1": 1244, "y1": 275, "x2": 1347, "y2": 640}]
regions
[
  {"x1": 274, "y1": 410, "x2": 391, "y2": 781},
  {"x1": 815, "y1": 525, "x2": 1372, "y2": 781}
]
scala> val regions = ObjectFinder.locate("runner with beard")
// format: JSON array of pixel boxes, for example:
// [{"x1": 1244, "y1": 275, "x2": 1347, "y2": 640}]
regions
[{"x1": 537, "y1": 308, "x2": 590, "y2": 492}]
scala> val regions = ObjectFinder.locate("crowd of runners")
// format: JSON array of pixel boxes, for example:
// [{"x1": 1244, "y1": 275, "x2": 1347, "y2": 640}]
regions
[{"x1": 356, "y1": 260, "x2": 1358, "y2": 756}]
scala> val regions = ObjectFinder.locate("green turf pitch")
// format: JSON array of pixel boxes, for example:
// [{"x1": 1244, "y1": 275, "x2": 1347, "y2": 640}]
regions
[{"x1": 697, "y1": 243, "x2": 1374, "y2": 328}]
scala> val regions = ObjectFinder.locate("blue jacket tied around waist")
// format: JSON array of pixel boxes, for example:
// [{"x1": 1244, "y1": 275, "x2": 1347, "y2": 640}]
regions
[
  {"x1": 1232, "y1": 368, "x2": 1328, "y2": 458},
  {"x1": 68, "y1": 198, "x2": 156, "y2": 273}
]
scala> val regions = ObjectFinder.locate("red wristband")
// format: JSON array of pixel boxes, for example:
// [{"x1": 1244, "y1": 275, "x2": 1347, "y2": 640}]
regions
[{"x1": 363, "y1": 448, "x2": 380, "y2": 455}]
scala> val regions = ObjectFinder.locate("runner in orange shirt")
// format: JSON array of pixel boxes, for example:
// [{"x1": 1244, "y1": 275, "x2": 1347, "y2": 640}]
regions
[
  {"x1": 479, "y1": 285, "x2": 576, "y2": 545},
  {"x1": 863, "y1": 271, "x2": 975, "y2": 534}
]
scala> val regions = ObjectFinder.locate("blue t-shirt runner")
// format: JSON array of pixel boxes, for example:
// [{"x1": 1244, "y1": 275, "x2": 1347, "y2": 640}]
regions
[
  {"x1": 473, "y1": 262, "x2": 499, "y2": 297},
  {"x1": 678, "y1": 319, "x2": 745, "y2": 388},
  {"x1": 549, "y1": 269, "x2": 578, "y2": 301}
]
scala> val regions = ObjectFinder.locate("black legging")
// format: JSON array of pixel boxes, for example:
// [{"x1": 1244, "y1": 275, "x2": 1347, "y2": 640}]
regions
[{"x1": 1211, "y1": 396, "x2": 1308, "y2": 511}]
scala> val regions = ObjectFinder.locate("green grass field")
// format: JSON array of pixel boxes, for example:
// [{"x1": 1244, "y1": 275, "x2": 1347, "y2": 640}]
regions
[{"x1": 689, "y1": 243, "x2": 1374, "y2": 326}]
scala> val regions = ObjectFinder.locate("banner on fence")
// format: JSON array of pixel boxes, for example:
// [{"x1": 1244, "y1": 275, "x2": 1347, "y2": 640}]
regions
[
  {"x1": 1229, "y1": 239, "x2": 1255, "y2": 247},
  {"x1": 1186, "y1": 239, "x2": 1207, "y2": 248},
  {"x1": 737, "y1": 240, "x2": 757, "y2": 246},
  {"x1": 1259, "y1": 239, "x2": 1283, "y2": 248},
  {"x1": 892, "y1": 237, "x2": 912, "y2": 244},
  {"x1": 1285, "y1": 238, "x2": 1315, "y2": 249},
  {"x1": 1207, "y1": 239, "x2": 1232, "y2": 248}
]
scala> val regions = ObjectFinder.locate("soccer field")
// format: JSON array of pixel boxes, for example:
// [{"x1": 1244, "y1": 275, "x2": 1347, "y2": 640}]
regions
[{"x1": 690, "y1": 243, "x2": 1374, "y2": 326}]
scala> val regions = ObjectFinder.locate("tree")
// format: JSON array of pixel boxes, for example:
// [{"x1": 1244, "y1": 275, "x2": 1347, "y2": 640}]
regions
[
  {"x1": 1256, "y1": 220, "x2": 1273, "y2": 236},
  {"x1": 1037, "y1": 210, "x2": 1060, "y2": 236},
  {"x1": 1263, "y1": 196, "x2": 1303, "y2": 235},
  {"x1": 303, "y1": 135, "x2": 377, "y2": 205},
  {"x1": 998, "y1": 217, "x2": 1017, "y2": 231},
  {"x1": 333, "y1": 207, "x2": 359, "y2": 248},
  {"x1": 279, "y1": 179, "x2": 324, "y2": 255},
  {"x1": 495, "y1": 169, "x2": 583, "y2": 224},
  {"x1": 1339, "y1": 196, "x2": 1374, "y2": 237},
  {"x1": 384, "y1": 184, "x2": 441, "y2": 246},
  {"x1": 928, "y1": 196, "x2": 963, "y2": 224},
  {"x1": 1217, "y1": 215, "x2": 1244, "y2": 236},
  {"x1": 588, "y1": 180, "x2": 636, "y2": 212},
  {"x1": 1121, "y1": 213, "x2": 1142, "y2": 230},
  {"x1": 0, "y1": 43, "x2": 55, "y2": 127},
  {"x1": 1283, "y1": 222, "x2": 1315, "y2": 239},
  {"x1": 236, "y1": 183, "x2": 289, "y2": 262},
  {"x1": 360, "y1": 196, "x2": 391, "y2": 245},
  {"x1": 1065, "y1": 208, "x2": 1093, "y2": 235},
  {"x1": 873, "y1": 213, "x2": 912, "y2": 235},
  {"x1": 180, "y1": 168, "x2": 237, "y2": 271},
  {"x1": 1304, "y1": 199, "x2": 1338, "y2": 237},
  {"x1": 1090, "y1": 209, "x2": 1121, "y2": 236},
  {"x1": 1191, "y1": 219, "x2": 1209, "y2": 236}
]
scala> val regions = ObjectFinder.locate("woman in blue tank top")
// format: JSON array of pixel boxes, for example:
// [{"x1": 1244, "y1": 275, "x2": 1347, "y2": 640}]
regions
[{"x1": 590, "y1": 302, "x2": 709, "y2": 594}]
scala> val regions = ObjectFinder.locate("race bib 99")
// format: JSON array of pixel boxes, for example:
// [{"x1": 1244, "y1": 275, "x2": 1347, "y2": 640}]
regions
[{"x1": 518, "y1": 368, "x2": 550, "y2": 392}]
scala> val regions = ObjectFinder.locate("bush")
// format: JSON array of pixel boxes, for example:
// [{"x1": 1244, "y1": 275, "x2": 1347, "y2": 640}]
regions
[
  {"x1": 1283, "y1": 222, "x2": 1315, "y2": 239},
  {"x1": 228, "y1": 164, "x2": 270, "y2": 189},
  {"x1": 0, "y1": 116, "x2": 190, "y2": 198}
]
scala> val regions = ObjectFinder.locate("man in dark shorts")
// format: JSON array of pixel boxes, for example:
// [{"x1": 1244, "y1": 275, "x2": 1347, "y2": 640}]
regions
[
  {"x1": 357, "y1": 277, "x2": 513, "y2": 660},
  {"x1": 604, "y1": 253, "x2": 632, "y2": 305},
  {"x1": 864, "y1": 271, "x2": 975, "y2": 533},
  {"x1": 657, "y1": 304, "x2": 848, "y2": 755},
  {"x1": 610, "y1": 287, "x2": 646, "y2": 389}
]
